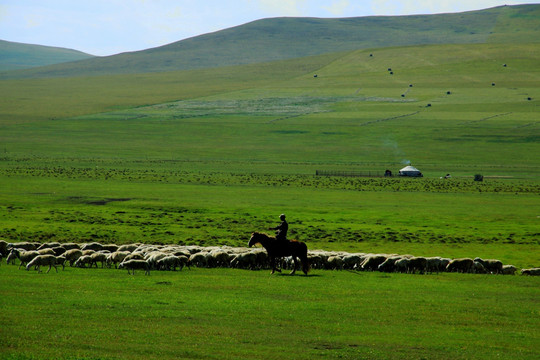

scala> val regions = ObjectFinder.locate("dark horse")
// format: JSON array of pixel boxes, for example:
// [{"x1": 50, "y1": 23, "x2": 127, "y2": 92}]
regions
[{"x1": 249, "y1": 232, "x2": 310, "y2": 275}]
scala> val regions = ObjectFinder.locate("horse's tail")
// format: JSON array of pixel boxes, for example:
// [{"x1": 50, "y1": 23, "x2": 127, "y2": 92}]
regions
[
  {"x1": 302, "y1": 256, "x2": 310, "y2": 275},
  {"x1": 300, "y1": 242, "x2": 310, "y2": 275}
]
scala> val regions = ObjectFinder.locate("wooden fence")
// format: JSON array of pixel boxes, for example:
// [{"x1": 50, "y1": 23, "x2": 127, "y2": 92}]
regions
[{"x1": 315, "y1": 170, "x2": 393, "y2": 178}]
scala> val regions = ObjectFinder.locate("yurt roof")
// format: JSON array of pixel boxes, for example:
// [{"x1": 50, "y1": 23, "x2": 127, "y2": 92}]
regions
[{"x1": 400, "y1": 165, "x2": 420, "y2": 172}]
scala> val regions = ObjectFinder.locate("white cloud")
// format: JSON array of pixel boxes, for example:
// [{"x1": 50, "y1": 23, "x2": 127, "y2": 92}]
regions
[
  {"x1": 369, "y1": 0, "x2": 534, "y2": 16},
  {"x1": 255, "y1": 0, "x2": 307, "y2": 16},
  {"x1": 323, "y1": 0, "x2": 350, "y2": 16}
]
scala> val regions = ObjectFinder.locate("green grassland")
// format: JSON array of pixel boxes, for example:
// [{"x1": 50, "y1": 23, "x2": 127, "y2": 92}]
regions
[
  {"x1": 1, "y1": 265, "x2": 539, "y2": 360},
  {"x1": 1, "y1": 42, "x2": 539, "y2": 269},
  {"x1": 3, "y1": 4, "x2": 538, "y2": 78},
  {"x1": 1, "y1": 13, "x2": 540, "y2": 359}
]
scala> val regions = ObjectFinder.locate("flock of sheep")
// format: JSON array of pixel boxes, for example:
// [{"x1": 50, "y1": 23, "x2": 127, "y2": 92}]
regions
[{"x1": 1, "y1": 239, "x2": 539, "y2": 276}]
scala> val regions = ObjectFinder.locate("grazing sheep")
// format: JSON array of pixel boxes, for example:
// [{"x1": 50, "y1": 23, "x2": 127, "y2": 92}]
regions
[
  {"x1": 502, "y1": 265, "x2": 517, "y2": 275},
  {"x1": 102, "y1": 244, "x2": 119, "y2": 253},
  {"x1": 55, "y1": 255, "x2": 66, "y2": 270},
  {"x1": 230, "y1": 252, "x2": 257, "y2": 270},
  {"x1": 74, "y1": 255, "x2": 93, "y2": 268},
  {"x1": 63, "y1": 249, "x2": 83, "y2": 266},
  {"x1": 7, "y1": 249, "x2": 40, "y2": 268},
  {"x1": 8, "y1": 242, "x2": 38, "y2": 251},
  {"x1": 405, "y1": 257, "x2": 427, "y2": 274},
  {"x1": 62, "y1": 243, "x2": 81, "y2": 250},
  {"x1": 207, "y1": 250, "x2": 231, "y2": 268},
  {"x1": 26, "y1": 255, "x2": 58, "y2": 273},
  {"x1": 124, "y1": 252, "x2": 145, "y2": 261},
  {"x1": 118, "y1": 259, "x2": 150, "y2": 275},
  {"x1": 37, "y1": 242, "x2": 62, "y2": 250},
  {"x1": 90, "y1": 252, "x2": 108, "y2": 268},
  {"x1": 473, "y1": 261, "x2": 488, "y2": 274},
  {"x1": 361, "y1": 255, "x2": 387, "y2": 271},
  {"x1": 188, "y1": 252, "x2": 208, "y2": 268},
  {"x1": 521, "y1": 268, "x2": 540, "y2": 276},
  {"x1": 378, "y1": 256, "x2": 403, "y2": 273},
  {"x1": 117, "y1": 244, "x2": 139, "y2": 252},
  {"x1": 51, "y1": 246, "x2": 67, "y2": 256},
  {"x1": 325, "y1": 256, "x2": 344, "y2": 270},
  {"x1": 425, "y1": 257, "x2": 443, "y2": 273},
  {"x1": 474, "y1": 258, "x2": 503, "y2": 274},
  {"x1": 38, "y1": 248, "x2": 56, "y2": 256},
  {"x1": 106, "y1": 251, "x2": 131, "y2": 268},
  {"x1": 446, "y1": 258, "x2": 474, "y2": 273},
  {"x1": 395, "y1": 258, "x2": 410, "y2": 273},
  {"x1": 145, "y1": 252, "x2": 168, "y2": 269},
  {"x1": 342, "y1": 254, "x2": 364, "y2": 270},
  {"x1": 307, "y1": 253, "x2": 326, "y2": 269},
  {"x1": 81, "y1": 242, "x2": 103, "y2": 252},
  {"x1": 157, "y1": 255, "x2": 188, "y2": 271}
]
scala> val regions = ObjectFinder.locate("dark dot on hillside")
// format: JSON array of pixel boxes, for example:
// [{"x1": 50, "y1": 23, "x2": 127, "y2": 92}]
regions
[
  {"x1": 527, "y1": 97, "x2": 532, "y2": 100},
  {"x1": 492, "y1": 83, "x2": 496, "y2": 86},
  {"x1": 401, "y1": 94, "x2": 405, "y2": 97},
  {"x1": 409, "y1": 84, "x2": 413, "y2": 87},
  {"x1": 313, "y1": 74, "x2": 318, "y2": 78},
  {"x1": 370, "y1": 54, "x2": 373, "y2": 57},
  {"x1": 426, "y1": 103, "x2": 432, "y2": 107},
  {"x1": 387, "y1": 68, "x2": 392, "y2": 71},
  {"x1": 389, "y1": 71, "x2": 393, "y2": 75},
  {"x1": 447, "y1": 91, "x2": 451, "y2": 95},
  {"x1": 503, "y1": 64, "x2": 507, "y2": 67}
]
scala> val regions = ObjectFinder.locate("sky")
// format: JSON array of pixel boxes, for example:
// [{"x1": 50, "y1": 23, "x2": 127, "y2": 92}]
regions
[{"x1": 1, "y1": 0, "x2": 538, "y2": 56}]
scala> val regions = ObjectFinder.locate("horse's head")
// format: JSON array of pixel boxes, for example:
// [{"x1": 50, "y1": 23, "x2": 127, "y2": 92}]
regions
[{"x1": 248, "y1": 232, "x2": 259, "y2": 248}]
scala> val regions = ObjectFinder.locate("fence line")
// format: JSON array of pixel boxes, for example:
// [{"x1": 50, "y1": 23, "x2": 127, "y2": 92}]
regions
[{"x1": 315, "y1": 170, "x2": 393, "y2": 178}]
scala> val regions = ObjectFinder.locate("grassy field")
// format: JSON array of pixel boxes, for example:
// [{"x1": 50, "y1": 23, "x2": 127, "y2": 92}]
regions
[
  {"x1": 1, "y1": 265, "x2": 539, "y2": 360},
  {"x1": 1, "y1": 25, "x2": 539, "y2": 360}
]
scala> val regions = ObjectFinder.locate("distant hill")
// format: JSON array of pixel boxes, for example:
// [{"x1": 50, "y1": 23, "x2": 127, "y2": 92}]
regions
[
  {"x1": 2, "y1": 4, "x2": 539, "y2": 79},
  {"x1": 0, "y1": 40, "x2": 94, "y2": 71}
]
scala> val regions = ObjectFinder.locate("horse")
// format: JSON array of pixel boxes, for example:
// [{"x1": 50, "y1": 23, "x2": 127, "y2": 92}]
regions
[{"x1": 248, "y1": 232, "x2": 310, "y2": 275}]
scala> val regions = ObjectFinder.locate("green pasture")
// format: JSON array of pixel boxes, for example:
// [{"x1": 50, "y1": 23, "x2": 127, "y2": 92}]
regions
[
  {"x1": 1, "y1": 17, "x2": 540, "y2": 360},
  {"x1": 1, "y1": 265, "x2": 539, "y2": 360},
  {"x1": 0, "y1": 42, "x2": 539, "y2": 266}
]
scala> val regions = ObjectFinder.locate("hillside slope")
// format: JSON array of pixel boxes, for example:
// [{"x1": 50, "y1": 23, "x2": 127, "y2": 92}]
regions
[
  {"x1": 0, "y1": 40, "x2": 94, "y2": 71},
  {"x1": 2, "y1": 4, "x2": 538, "y2": 79}
]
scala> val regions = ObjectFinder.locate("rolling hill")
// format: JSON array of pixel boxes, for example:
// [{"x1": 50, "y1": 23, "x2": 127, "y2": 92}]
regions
[
  {"x1": 2, "y1": 4, "x2": 539, "y2": 79},
  {"x1": 0, "y1": 40, "x2": 94, "y2": 71}
]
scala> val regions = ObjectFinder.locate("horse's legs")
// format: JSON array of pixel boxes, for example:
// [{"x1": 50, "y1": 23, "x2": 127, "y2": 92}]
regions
[
  {"x1": 270, "y1": 257, "x2": 282, "y2": 274},
  {"x1": 290, "y1": 256, "x2": 297, "y2": 275}
]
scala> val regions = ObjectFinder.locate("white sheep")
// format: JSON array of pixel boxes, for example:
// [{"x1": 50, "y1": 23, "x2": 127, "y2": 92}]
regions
[
  {"x1": 145, "y1": 251, "x2": 168, "y2": 269},
  {"x1": 7, "y1": 249, "x2": 40, "y2": 269},
  {"x1": 106, "y1": 251, "x2": 131, "y2": 268},
  {"x1": 474, "y1": 257, "x2": 503, "y2": 274},
  {"x1": 90, "y1": 252, "x2": 108, "y2": 268},
  {"x1": 230, "y1": 252, "x2": 257, "y2": 269},
  {"x1": 157, "y1": 255, "x2": 188, "y2": 271},
  {"x1": 521, "y1": 268, "x2": 540, "y2": 276},
  {"x1": 117, "y1": 244, "x2": 139, "y2": 252},
  {"x1": 325, "y1": 256, "x2": 344, "y2": 270},
  {"x1": 74, "y1": 255, "x2": 93, "y2": 268},
  {"x1": 8, "y1": 242, "x2": 38, "y2": 251},
  {"x1": 188, "y1": 252, "x2": 208, "y2": 268},
  {"x1": 502, "y1": 265, "x2": 517, "y2": 275},
  {"x1": 63, "y1": 249, "x2": 83, "y2": 266},
  {"x1": 118, "y1": 259, "x2": 150, "y2": 275},
  {"x1": 26, "y1": 254, "x2": 59, "y2": 273}
]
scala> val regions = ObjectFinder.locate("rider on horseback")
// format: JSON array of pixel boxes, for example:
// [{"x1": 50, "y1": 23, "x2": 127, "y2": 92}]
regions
[{"x1": 270, "y1": 214, "x2": 288, "y2": 242}]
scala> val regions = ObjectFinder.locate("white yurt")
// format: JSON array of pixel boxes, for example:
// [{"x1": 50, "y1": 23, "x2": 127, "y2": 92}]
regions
[{"x1": 398, "y1": 165, "x2": 423, "y2": 177}]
